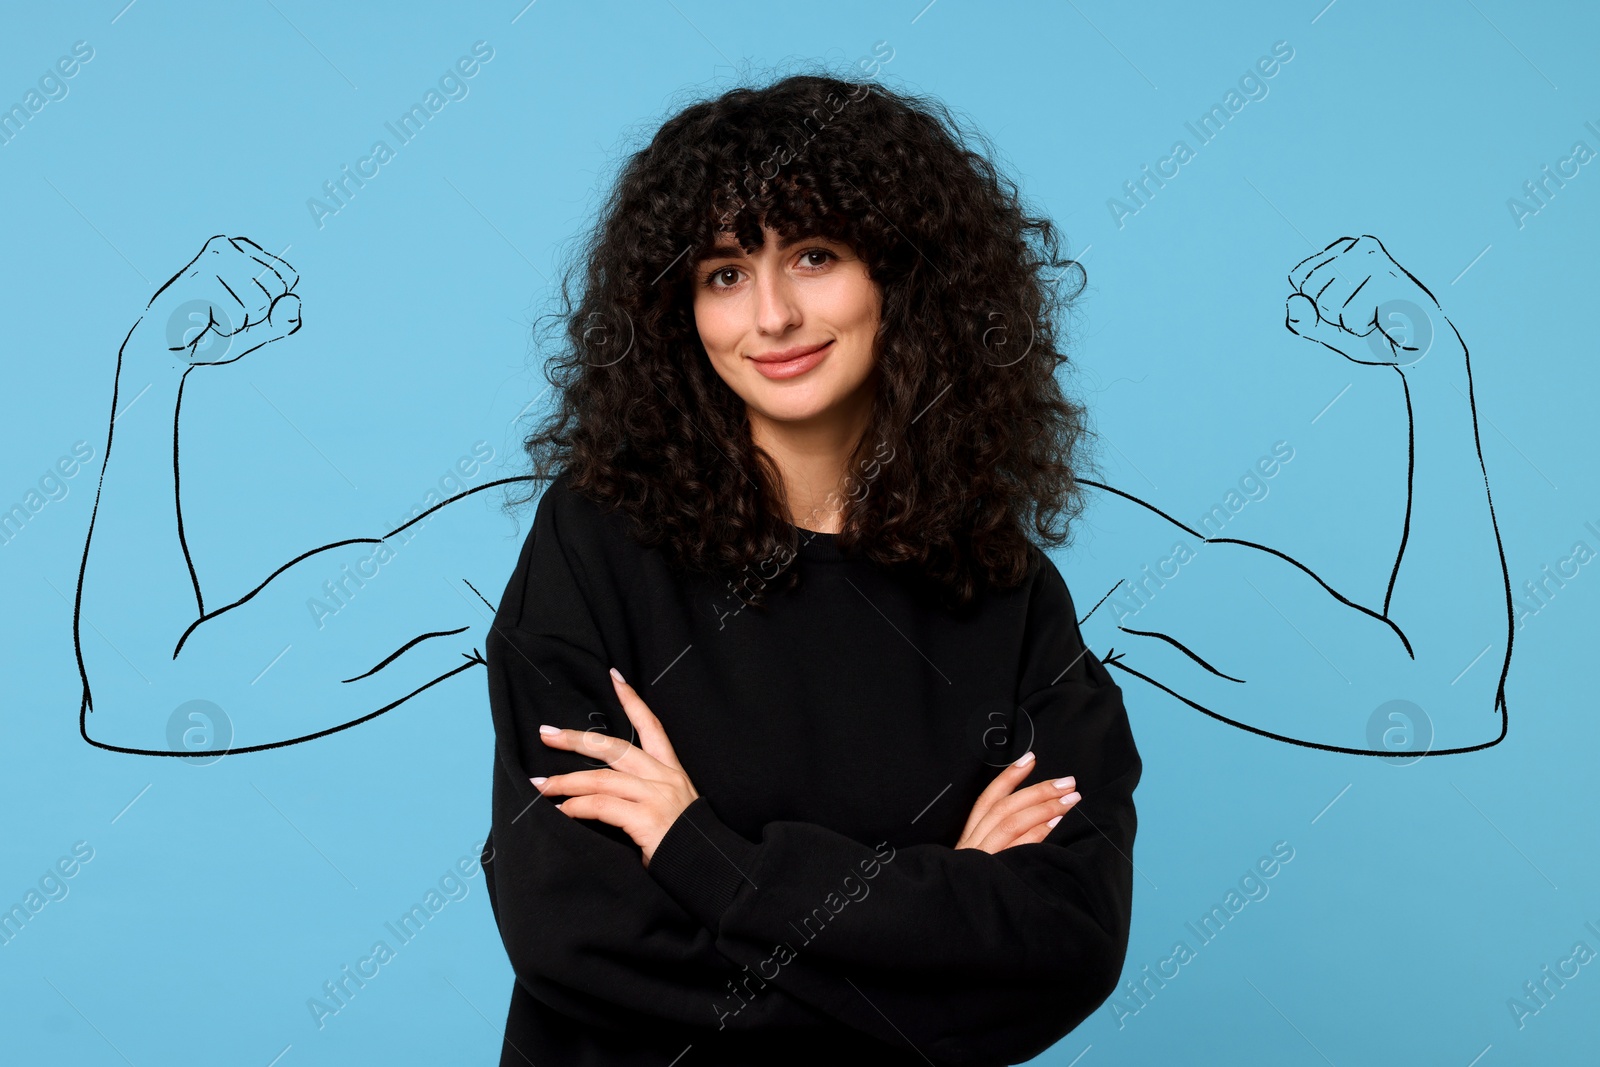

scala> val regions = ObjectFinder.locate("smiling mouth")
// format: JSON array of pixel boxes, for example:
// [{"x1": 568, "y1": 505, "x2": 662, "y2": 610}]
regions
[
  {"x1": 749, "y1": 340, "x2": 833, "y2": 364},
  {"x1": 747, "y1": 339, "x2": 834, "y2": 378}
]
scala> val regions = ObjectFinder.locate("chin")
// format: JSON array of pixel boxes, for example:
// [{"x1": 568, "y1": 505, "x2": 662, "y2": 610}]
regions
[
  {"x1": 749, "y1": 388, "x2": 836, "y2": 422},
  {"x1": 760, "y1": 398, "x2": 834, "y2": 422}
]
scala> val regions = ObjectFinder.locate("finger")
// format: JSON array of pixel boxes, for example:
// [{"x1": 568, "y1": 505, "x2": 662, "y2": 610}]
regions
[
  {"x1": 977, "y1": 791, "x2": 1080, "y2": 853},
  {"x1": 539, "y1": 722, "x2": 635, "y2": 767},
  {"x1": 1006, "y1": 808, "x2": 1069, "y2": 850},
  {"x1": 970, "y1": 773, "x2": 1074, "y2": 838},
  {"x1": 1333, "y1": 275, "x2": 1387, "y2": 336},
  {"x1": 1320, "y1": 273, "x2": 1376, "y2": 335},
  {"x1": 216, "y1": 295, "x2": 302, "y2": 363},
  {"x1": 969, "y1": 774, "x2": 1077, "y2": 847},
  {"x1": 961, "y1": 751, "x2": 1040, "y2": 836},
  {"x1": 1298, "y1": 260, "x2": 1376, "y2": 335},
  {"x1": 1286, "y1": 294, "x2": 1386, "y2": 364},
  {"x1": 231, "y1": 236, "x2": 300, "y2": 295},
  {"x1": 1287, "y1": 235, "x2": 1356, "y2": 291},
  {"x1": 210, "y1": 268, "x2": 274, "y2": 332},
  {"x1": 215, "y1": 245, "x2": 297, "y2": 334},
  {"x1": 538, "y1": 722, "x2": 663, "y2": 784},
  {"x1": 609, "y1": 669, "x2": 683, "y2": 768},
  {"x1": 547, "y1": 792, "x2": 631, "y2": 827},
  {"x1": 244, "y1": 269, "x2": 277, "y2": 309},
  {"x1": 532, "y1": 767, "x2": 657, "y2": 804},
  {"x1": 268, "y1": 292, "x2": 303, "y2": 337}
]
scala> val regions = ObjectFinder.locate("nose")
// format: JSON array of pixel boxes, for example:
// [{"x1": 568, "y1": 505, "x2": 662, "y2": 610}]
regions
[{"x1": 753, "y1": 264, "x2": 802, "y2": 336}]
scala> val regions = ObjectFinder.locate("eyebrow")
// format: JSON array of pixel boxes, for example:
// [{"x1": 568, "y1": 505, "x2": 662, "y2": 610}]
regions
[{"x1": 697, "y1": 233, "x2": 833, "y2": 262}]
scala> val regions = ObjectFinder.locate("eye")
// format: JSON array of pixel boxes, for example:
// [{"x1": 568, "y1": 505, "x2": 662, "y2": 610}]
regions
[
  {"x1": 700, "y1": 246, "x2": 839, "y2": 290},
  {"x1": 704, "y1": 266, "x2": 742, "y2": 289}
]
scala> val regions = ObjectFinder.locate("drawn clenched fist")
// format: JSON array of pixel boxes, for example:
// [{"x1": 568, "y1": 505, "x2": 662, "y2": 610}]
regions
[
  {"x1": 1284, "y1": 235, "x2": 1440, "y2": 368},
  {"x1": 145, "y1": 235, "x2": 302, "y2": 366}
]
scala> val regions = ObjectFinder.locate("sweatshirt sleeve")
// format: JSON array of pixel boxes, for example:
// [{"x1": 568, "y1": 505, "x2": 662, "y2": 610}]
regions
[
  {"x1": 481, "y1": 479, "x2": 844, "y2": 1038},
  {"x1": 643, "y1": 552, "x2": 1142, "y2": 1067}
]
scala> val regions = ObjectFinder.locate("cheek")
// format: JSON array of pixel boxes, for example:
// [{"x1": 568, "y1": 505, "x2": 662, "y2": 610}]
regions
[
  {"x1": 854, "y1": 277, "x2": 884, "y2": 336},
  {"x1": 851, "y1": 289, "x2": 883, "y2": 355},
  {"x1": 818, "y1": 272, "x2": 881, "y2": 334}
]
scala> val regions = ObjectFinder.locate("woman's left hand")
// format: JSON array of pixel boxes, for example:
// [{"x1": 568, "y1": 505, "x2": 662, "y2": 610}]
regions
[{"x1": 531, "y1": 668, "x2": 700, "y2": 867}]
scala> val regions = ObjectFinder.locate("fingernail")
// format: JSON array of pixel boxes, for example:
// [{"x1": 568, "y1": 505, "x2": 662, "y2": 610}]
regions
[
  {"x1": 1013, "y1": 751, "x2": 1035, "y2": 767},
  {"x1": 1053, "y1": 776, "x2": 1075, "y2": 789},
  {"x1": 538, "y1": 724, "x2": 560, "y2": 735},
  {"x1": 1059, "y1": 791, "x2": 1081, "y2": 805},
  {"x1": 1047, "y1": 814, "x2": 1063, "y2": 828},
  {"x1": 609, "y1": 667, "x2": 625, "y2": 685},
  {"x1": 530, "y1": 776, "x2": 547, "y2": 786}
]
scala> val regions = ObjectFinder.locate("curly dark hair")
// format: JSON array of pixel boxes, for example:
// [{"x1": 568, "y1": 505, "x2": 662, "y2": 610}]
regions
[{"x1": 506, "y1": 63, "x2": 1097, "y2": 613}]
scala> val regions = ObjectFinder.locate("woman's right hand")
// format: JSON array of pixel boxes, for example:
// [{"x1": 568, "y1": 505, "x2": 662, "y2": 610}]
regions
[{"x1": 954, "y1": 751, "x2": 1081, "y2": 853}]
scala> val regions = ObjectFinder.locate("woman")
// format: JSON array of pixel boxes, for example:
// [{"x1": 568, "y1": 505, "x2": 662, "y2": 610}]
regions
[{"x1": 481, "y1": 69, "x2": 1140, "y2": 1066}]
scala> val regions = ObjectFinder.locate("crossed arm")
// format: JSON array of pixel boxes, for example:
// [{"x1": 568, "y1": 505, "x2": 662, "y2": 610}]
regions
[{"x1": 479, "y1": 492, "x2": 1140, "y2": 1065}]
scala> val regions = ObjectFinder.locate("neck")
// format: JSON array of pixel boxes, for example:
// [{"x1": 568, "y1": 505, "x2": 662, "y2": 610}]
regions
[{"x1": 748, "y1": 390, "x2": 875, "y2": 534}]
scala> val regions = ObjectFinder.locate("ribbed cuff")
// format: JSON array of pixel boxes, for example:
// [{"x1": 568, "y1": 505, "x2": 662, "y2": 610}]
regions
[{"x1": 646, "y1": 796, "x2": 759, "y2": 930}]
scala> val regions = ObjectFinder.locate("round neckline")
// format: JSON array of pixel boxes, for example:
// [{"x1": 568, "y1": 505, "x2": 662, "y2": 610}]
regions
[{"x1": 789, "y1": 522, "x2": 847, "y2": 562}]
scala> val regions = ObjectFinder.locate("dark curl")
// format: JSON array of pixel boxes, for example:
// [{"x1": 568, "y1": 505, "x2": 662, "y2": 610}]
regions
[{"x1": 506, "y1": 65, "x2": 1098, "y2": 613}]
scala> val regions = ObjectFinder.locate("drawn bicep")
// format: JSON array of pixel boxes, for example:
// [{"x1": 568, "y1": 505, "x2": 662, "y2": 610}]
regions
[{"x1": 83, "y1": 488, "x2": 526, "y2": 754}]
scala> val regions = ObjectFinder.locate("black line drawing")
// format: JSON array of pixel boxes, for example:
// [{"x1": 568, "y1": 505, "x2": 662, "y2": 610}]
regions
[
  {"x1": 1076, "y1": 235, "x2": 1512, "y2": 759},
  {"x1": 71, "y1": 233, "x2": 1512, "y2": 760}
]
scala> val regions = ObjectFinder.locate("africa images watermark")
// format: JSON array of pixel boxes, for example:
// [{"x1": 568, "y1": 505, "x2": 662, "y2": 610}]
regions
[
  {"x1": 306, "y1": 837, "x2": 489, "y2": 1029},
  {"x1": 0, "y1": 840, "x2": 96, "y2": 948},
  {"x1": 714, "y1": 39, "x2": 895, "y2": 230},
  {"x1": 306, "y1": 41, "x2": 496, "y2": 229},
  {"x1": 711, "y1": 839, "x2": 898, "y2": 1030},
  {"x1": 1108, "y1": 40, "x2": 1295, "y2": 230},
  {"x1": 1513, "y1": 519, "x2": 1600, "y2": 631},
  {"x1": 1104, "y1": 441, "x2": 1295, "y2": 626},
  {"x1": 1505, "y1": 116, "x2": 1600, "y2": 230},
  {"x1": 0, "y1": 439, "x2": 96, "y2": 548},
  {"x1": 0, "y1": 39, "x2": 95, "y2": 148},
  {"x1": 1506, "y1": 917, "x2": 1600, "y2": 1031},
  {"x1": 707, "y1": 433, "x2": 897, "y2": 631},
  {"x1": 304, "y1": 441, "x2": 497, "y2": 630},
  {"x1": 1105, "y1": 839, "x2": 1296, "y2": 1029}
]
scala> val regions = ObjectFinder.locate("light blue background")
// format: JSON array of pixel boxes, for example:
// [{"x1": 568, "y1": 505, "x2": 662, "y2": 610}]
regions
[{"x1": 2, "y1": 1, "x2": 1596, "y2": 1064}]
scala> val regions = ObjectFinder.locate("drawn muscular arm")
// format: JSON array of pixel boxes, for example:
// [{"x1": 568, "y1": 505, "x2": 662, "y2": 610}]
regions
[
  {"x1": 1081, "y1": 236, "x2": 1511, "y2": 755},
  {"x1": 74, "y1": 236, "x2": 513, "y2": 756}
]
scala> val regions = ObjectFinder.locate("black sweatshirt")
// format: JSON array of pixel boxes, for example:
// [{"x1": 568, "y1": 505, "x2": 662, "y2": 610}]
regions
[{"x1": 480, "y1": 471, "x2": 1142, "y2": 1067}]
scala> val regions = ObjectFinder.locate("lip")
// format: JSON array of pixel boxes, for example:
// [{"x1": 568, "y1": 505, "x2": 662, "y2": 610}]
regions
[{"x1": 748, "y1": 340, "x2": 833, "y2": 380}]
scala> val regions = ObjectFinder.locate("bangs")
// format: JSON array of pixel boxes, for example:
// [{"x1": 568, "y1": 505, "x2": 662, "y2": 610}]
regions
[{"x1": 692, "y1": 130, "x2": 871, "y2": 268}]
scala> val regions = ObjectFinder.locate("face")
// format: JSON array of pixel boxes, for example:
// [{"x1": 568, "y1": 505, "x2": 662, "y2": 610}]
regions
[{"x1": 692, "y1": 224, "x2": 882, "y2": 434}]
